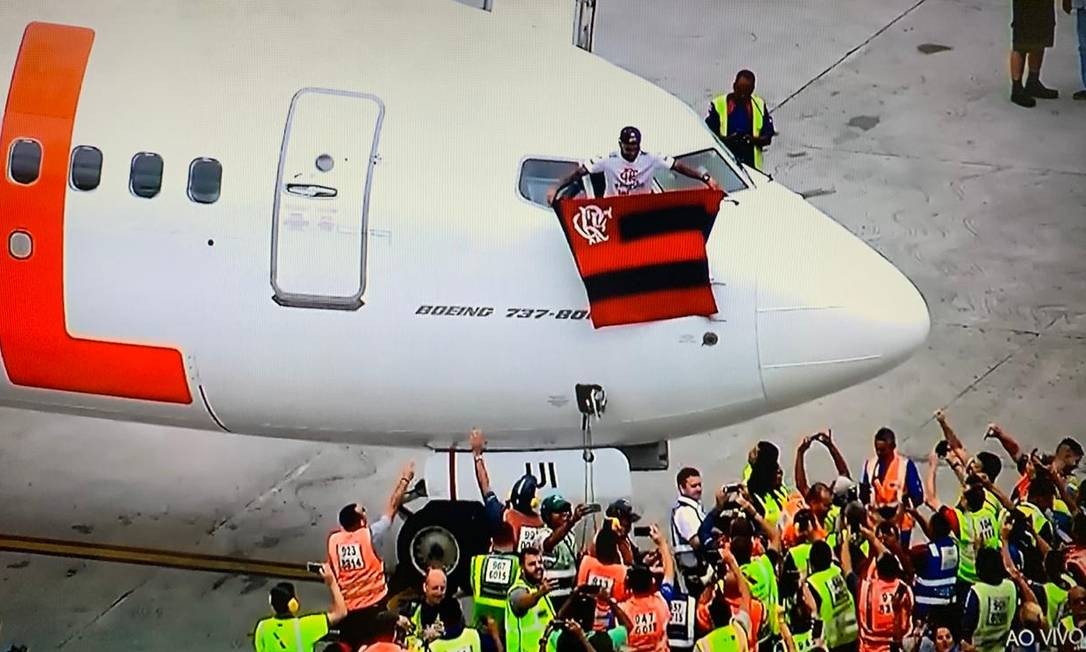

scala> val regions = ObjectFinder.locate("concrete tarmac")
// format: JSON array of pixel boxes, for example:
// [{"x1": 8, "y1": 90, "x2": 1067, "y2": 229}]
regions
[{"x1": 2, "y1": 0, "x2": 1085, "y2": 648}]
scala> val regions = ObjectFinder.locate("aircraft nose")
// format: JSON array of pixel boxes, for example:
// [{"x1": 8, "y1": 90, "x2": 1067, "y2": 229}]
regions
[{"x1": 754, "y1": 207, "x2": 930, "y2": 408}]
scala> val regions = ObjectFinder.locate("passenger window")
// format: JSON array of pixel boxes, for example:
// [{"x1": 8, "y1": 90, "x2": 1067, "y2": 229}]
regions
[
  {"x1": 187, "y1": 157, "x2": 222, "y2": 204},
  {"x1": 8, "y1": 139, "x2": 42, "y2": 185},
  {"x1": 70, "y1": 146, "x2": 103, "y2": 191},
  {"x1": 518, "y1": 159, "x2": 586, "y2": 206},
  {"x1": 655, "y1": 149, "x2": 748, "y2": 194},
  {"x1": 130, "y1": 152, "x2": 163, "y2": 198}
]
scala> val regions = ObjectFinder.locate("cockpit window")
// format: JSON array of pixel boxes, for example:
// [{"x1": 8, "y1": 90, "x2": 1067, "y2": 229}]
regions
[
  {"x1": 8, "y1": 139, "x2": 42, "y2": 185},
  {"x1": 519, "y1": 159, "x2": 588, "y2": 206},
  {"x1": 654, "y1": 148, "x2": 749, "y2": 194}
]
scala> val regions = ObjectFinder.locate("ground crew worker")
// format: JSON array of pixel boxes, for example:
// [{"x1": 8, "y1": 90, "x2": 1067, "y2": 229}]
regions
[
  {"x1": 856, "y1": 552, "x2": 912, "y2": 652},
  {"x1": 407, "y1": 567, "x2": 460, "y2": 649},
  {"x1": 1033, "y1": 550, "x2": 1073, "y2": 629},
  {"x1": 923, "y1": 450, "x2": 1006, "y2": 607},
  {"x1": 546, "y1": 126, "x2": 719, "y2": 202},
  {"x1": 471, "y1": 522, "x2": 521, "y2": 632},
  {"x1": 471, "y1": 429, "x2": 547, "y2": 551},
  {"x1": 694, "y1": 593, "x2": 751, "y2": 652},
  {"x1": 908, "y1": 510, "x2": 958, "y2": 624},
  {"x1": 777, "y1": 600, "x2": 823, "y2": 652},
  {"x1": 541, "y1": 493, "x2": 593, "y2": 609},
  {"x1": 329, "y1": 462, "x2": 415, "y2": 649},
  {"x1": 780, "y1": 510, "x2": 819, "y2": 601},
  {"x1": 961, "y1": 548, "x2": 1017, "y2": 652},
  {"x1": 860, "y1": 427, "x2": 923, "y2": 544},
  {"x1": 705, "y1": 70, "x2": 776, "y2": 171},
  {"x1": 1058, "y1": 587, "x2": 1086, "y2": 652},
  {"x1": 254, "y1": 564, "x2": 347, "y2": 652},
  {"x1": 1015, "y1": 475, "x2": 1059, "y2": 550},
  {"x1": 1065, "y1": 514, "x2": 1086, "y2": 584},
  {"x1": 794, "y1": 430, "x2": 852, "y2": 548},
  {"x1": 672, "y1": 467, "x2": 708, "y2": 598},
  {"x1": 802, "y1": 540, "x2": 858, "y2": 652},
  {"x1": 578, "y1": 521, "x2": 629, "y2": 630},
  {"x1": 606, "y1": 498, "x2": 644, "y2": 565},
  {"x1": 746, "y1": 442, "x2": 793, "y2": 529},
  {"x1": 933, "y1": 410, "x2": 1006, "y2": 515},
  {"x1": 506, "y1": 546, "x2": 559, "y2": 652},
  {"x1": 428, "y1": 600, "x2": 482, "y2": 652},
  {"x1": 621, "y1": 524, "x2": 675, "y2": 652},
  {"x1": 366, "y1": 611, "x2": 410, "y2": 652}
]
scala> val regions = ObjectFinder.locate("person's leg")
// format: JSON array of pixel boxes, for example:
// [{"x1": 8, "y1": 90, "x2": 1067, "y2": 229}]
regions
[
  {"x1": 1010, "y1": 50, "x2": 1036, "y2": 106},
  {"x1": 1077, "y1": 9, "x2": 1086, "y2": 97},
  {"x1": 1025, "y1": 48, "x2": 1060, "y2": 98}
]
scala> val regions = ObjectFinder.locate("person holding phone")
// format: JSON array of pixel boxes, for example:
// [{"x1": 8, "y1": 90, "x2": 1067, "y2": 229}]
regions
[
  {"x1": 507, "y1": 547, "x2": 560, "y2": 652},
  {"x1": 578, "y1": 521, "x2": 630, "y2": 631},
  {"x1": 253, "y1": 564, "x2": 347, "y2": 652},
  {"x1": 860, "y1": 428, "x2": 924, "y2": 546},
  {"x1": 541, "y1": 494, "x2": 596, "y2": 610}
]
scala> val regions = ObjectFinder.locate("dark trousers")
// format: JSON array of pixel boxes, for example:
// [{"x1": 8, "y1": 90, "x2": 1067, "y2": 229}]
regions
[{"x1": 338, "y1": 602, "x2": 387, "y2": 648}]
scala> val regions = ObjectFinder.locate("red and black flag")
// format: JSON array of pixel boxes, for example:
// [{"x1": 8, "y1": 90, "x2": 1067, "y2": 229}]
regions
[{"x1": 554, "y1": 188, "x2": 725, "y2": 329}]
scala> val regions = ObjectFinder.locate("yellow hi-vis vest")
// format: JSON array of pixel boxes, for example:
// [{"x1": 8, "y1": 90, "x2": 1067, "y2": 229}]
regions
[
  {"x1": 711, "y1": 94, "x2": 767, "y2": 170},
  {"x1": 471, "y1": 553, "x2": 519, "y2": 630},
  {"x1": 969, "y1": 580, "x2": 1016, "y2": 652},
  {"x1": 807, "y1": 566, "x2": 858, "y2": 648},
  {"x1": 429, "y1": 628, "x2": 482, "y2": 652},
  {"x1": 504, "y1": 578, "x2": 555, "y2": 652}
]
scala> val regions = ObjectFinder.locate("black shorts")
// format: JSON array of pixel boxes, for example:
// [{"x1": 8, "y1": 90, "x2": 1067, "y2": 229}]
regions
[{"x1": 1012, "y1": 0, "x2": 1056, "y2": 50}]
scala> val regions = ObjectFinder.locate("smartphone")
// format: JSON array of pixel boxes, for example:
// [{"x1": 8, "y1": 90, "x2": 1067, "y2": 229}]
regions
[
  {"x1": 579, "y1": 584, "x2": 602, "y2": 595},
  {"x1": 306, "y1": 561, "x2": 323, "y2": 574},
  {"x1": 721, "y1": 483, "x2": 743, "y2": 495},
  {"x1": 633, "y1": 525, "x2": 651, "y2": 537},
  {"x1": 584, "y1": 503, "x2": 602, "y2": 515}
]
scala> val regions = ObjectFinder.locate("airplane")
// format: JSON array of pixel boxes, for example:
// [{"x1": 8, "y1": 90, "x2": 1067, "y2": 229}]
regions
[{"x1": 0, "y1": 0, "x2": 929, "y2": 588}]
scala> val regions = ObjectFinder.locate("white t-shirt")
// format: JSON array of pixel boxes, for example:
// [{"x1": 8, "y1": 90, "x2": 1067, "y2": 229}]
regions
[
  {"x1": 671, "y1": 497, "x2": 706, "y2": 546},
  {"x1": 583, "y1": 151, "x2": 675, "y2": 197}
]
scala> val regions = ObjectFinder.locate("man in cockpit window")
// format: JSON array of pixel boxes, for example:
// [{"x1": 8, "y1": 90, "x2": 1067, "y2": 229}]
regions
[{"x1": 546, "y1": 126, "x2": 718, "y2": 203}]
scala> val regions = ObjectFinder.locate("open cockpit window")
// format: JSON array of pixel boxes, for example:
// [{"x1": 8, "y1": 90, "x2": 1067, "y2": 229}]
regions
[
  {"x1": 655, "y1": 148, "x2": 749, "y2": 194},
  {"x1": 70, "y1": 146, "x2": 103, "y2": 191},
  {"x1": 8, "y1": 139, "x2": 42, "y2": 185},
  {"x1": 519, "y1": 159, "x2": 589, "y2": 206},
  {"x1": 130, "y1": 152, "x2": 163, "y2": 198}
]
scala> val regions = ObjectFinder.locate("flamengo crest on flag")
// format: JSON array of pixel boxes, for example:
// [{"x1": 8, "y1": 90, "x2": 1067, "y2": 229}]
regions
[{"x1": 553, "y1": 188, "x2": 725, "y2": 329}]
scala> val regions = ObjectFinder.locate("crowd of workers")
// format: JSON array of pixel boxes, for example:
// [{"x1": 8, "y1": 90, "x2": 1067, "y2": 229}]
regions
[{"x1": 254, "y1": 414, "x2": 1086, "y2": 652}]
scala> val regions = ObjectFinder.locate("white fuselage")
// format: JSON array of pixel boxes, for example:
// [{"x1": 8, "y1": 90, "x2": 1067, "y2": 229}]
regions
[{"x1": 0, "y1": 1, "x2": 929, "y2": 450}]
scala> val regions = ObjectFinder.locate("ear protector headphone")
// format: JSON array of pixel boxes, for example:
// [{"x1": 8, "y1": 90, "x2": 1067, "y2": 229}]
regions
[{"x1": 269, "y1": 593, "x2": 301, "y2": 616}]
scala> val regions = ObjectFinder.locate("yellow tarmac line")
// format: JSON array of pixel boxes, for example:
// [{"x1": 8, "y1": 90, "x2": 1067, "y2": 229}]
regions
[{"x1": 0, "y1": 534, "x2": 321, "y2": 582}]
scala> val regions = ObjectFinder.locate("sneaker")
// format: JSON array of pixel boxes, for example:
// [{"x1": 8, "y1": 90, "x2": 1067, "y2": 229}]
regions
[
  {"x1": 1025, "y1": 79, "x2": 1059, "y2": 99},
  {"x1": 1074, "y1": 90, "x2": 1086, "y2": 100},
  {"x1": 1012, "y1": 86, "x2": 1037, "y2": 107}
]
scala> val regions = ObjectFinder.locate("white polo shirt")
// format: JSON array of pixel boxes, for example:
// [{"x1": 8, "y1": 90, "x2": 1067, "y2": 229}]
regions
[{"x1": 583, "y1": 150, "x2": 675, "y2": 197}]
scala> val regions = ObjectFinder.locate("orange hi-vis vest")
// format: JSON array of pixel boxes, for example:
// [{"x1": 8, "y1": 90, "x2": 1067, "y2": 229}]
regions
[
  {"x1": 327, "y1": 527, "x2": 387, "y2": 611},
  {"x1": 864, "y1": 453, "x2": 914, "y2": 532},
  {"x1": 623, "y1": 593, "x2": 672, "y2": 652},
  {"x1": 577, "y1": 555, "x2": 628, "y2": 630},
  {"x1": 504, "y1": 509, "x2": 546, "y2": 552},
  {"x1": 858, "y1": 571, "x2": 911, "y2": 652}
]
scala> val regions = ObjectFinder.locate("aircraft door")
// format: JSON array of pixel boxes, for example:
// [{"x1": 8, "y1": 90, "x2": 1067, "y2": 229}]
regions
[{"x1": 271, "y1": 88, "x2": 385, "y2": 310}]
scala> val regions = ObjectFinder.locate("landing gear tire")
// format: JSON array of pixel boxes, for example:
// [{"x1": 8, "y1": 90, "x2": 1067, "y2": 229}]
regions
[{"x1": 392, "y1": 500, "x2": 489, "y2": 595}]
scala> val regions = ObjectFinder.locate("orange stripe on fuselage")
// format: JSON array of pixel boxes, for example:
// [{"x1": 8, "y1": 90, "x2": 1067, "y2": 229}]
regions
[{"x1": 0, "y1": 22, "x2": 191, "y2": 404}]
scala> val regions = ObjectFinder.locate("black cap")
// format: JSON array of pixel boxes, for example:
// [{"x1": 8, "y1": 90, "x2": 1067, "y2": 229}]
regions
[
  {"x1": 619, "y1": 126, "x2": 641, "y2": 144},
  {"x1": 606, "y1": 498, "x2": 641, "y2": 522}
]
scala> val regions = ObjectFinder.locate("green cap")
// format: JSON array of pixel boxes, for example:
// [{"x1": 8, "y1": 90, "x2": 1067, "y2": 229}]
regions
[{"x1": 540, "y1": 493, "x2": 572, "y2": 516}]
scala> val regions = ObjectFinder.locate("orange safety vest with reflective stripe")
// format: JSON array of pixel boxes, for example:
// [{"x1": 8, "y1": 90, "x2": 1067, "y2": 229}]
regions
[
  {"x1": 504, "y1": 509, "x2": 546, "y2": 552},
  {"x1": 864, "y1": 453, "x2": 914, "y2": 532},
  {"x1": 858, "y1": 570, "x2": 911, "y2": 652},
  {"x1": 577, "y1": 555, "x2": 629, "y2": 630},
  {"x1": 327, "y1": 527, "x2": 387, "y2": 611},
  {"x1": 623, "y1": 593, "x2": 672, "y2": 652},
  {"x1": 695, "y1": 590, "x2": 763, "y2": 640}
]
